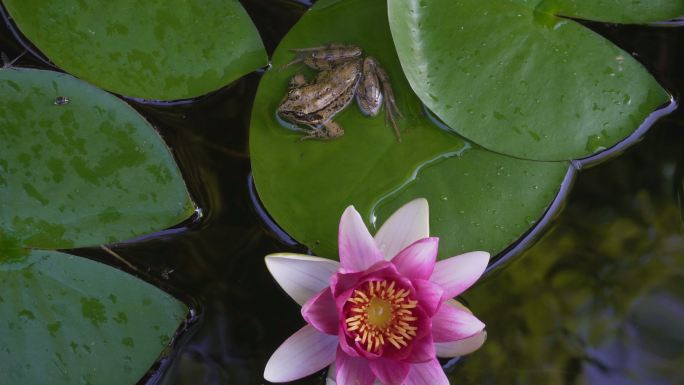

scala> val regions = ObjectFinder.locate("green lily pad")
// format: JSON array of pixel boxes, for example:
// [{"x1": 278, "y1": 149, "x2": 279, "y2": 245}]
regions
[
  {"x1": 373, "y1": 147, "x2": 569, "y2": 259},
  {"x1": 538, "y1": 0, "x2": 684, "y2": 24},
  {"x1": 2, "y1": 0, "x2": 267, "y2": 100},
  {"x1": 250, "y1": 0, "x2": 568, "y2": 260},
  {"x1": 388, "y1": 0, "x2": 671, "y2": 161},
  {"x1": 0, "y1": 249, "x2": 187, "y2": 385},
  {"x1": 0, "y1": 68, "x2": 195, "y2": 252}
]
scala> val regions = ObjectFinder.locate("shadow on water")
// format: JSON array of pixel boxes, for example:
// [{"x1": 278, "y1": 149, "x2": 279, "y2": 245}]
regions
[{"x1": 2, "y1": 0, "x2": 684, "y2": 384}]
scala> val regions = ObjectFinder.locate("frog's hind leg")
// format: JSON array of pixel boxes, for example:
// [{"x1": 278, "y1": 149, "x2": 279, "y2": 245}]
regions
[
  {"x1": 356, "y1": 57, "x2": 384, "y2": 117},
  {"x1": 281, "y1": 52, "x2": 334, "y2": 71},
  {"x1": 285, "y1": 43, "x2": 363, "y2": 71},
  {"x1": 367, "y1": 57, "x2": 403, "y2": 141}
]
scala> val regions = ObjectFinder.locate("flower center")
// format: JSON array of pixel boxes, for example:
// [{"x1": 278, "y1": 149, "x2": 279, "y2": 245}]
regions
[{"x1": 344, "y1": 280, "x2": 418, "y2": 353}]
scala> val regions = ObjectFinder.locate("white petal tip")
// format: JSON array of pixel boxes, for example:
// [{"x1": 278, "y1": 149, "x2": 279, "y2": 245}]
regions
[
  {"x1": 264, "y1": 253, "x2": 340, "y2": 306},
  {"x1": 374, "y1": 198, "x2": 431, "y2": 259},
  {"x1": 454, "y1": 251, "x2": 491, "y2": 269},
  {"x1": 466, "y1": 251, "x2": 491, "y2": 261},
  {"x1": 263, "y1": 358, "x2": 286, "y2": 383},
  {"x1": 435, "y1": 330, "x2": 487, "y2": 358},
  {"x1": 408, "y1": 197, "x2": 429, "y2": 208},
  {"x1": 263, "y1": 326, "x2": 337, "y2": 382},
  {"x1": 342, "y1": 205, "x2": 361, "y2": 217}
]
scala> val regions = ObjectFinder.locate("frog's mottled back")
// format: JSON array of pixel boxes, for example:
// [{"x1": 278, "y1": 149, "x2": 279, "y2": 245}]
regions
[{"x1": 277, "y1": 43, "x2": 402, "y2": 141}]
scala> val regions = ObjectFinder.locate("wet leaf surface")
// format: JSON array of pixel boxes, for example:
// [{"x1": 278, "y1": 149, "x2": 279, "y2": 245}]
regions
[
  {"x1": 250, "y1": 0, "x2": 567, "y2": 260},
  {"x1": 0, "y1": 249, "x2": 187, "y2": 385},
  {"x1": 0, "y1": 68, "x2": 195, "y2": 252},
  {"x1": 2, "y1": 0, "x2": 267, "y2": 100},
  {"x1": 388, "y1": 0, "x2": 671, "y2": 160}
]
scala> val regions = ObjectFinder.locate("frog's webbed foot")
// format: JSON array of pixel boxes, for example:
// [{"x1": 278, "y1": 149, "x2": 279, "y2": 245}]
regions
[
  {"x1": 299, "y1": 121, "x2": 345, "y2": 141},
  {"x1": 365, "y1": 57, "x2": 403, "y2": 141}
]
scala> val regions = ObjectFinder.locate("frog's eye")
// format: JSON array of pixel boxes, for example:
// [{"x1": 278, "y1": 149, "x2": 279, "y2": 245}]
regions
[{"x1": 288, "y1": 89, "x2": 301, "y2": 101}]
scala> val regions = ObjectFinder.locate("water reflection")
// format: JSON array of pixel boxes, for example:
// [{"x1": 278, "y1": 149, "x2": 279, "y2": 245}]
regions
[{"x1": 449, "y1": 120, "x2": 684, "y2": 384}]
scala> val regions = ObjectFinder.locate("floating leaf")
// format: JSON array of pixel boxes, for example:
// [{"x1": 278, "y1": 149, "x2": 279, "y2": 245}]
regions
[
  {"x1": 250, "y1": 0, "x2": 568, "y2": 260},
  {"x1": 538, "y1": 0, "x2": 684, "y2": 24},
  {"x1": 388, "y1": 0, "x2": 670, "y2": 160},
  {"x1": 0, "y1": 68, "x2": 195, "y2": 251},
  {"x1": 3, "y1": 0, "x2": 267, "y2": 100},
  {"x1": 373, "y1": 148, "x2": 568, "y2": 258},
  {"x1": 0, "y1": 249, "x2": 187, "y2": 385}
]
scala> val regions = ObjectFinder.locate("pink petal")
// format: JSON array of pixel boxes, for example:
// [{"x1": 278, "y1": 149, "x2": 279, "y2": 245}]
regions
[
  {"x1": 265, "y1": 253, "x2": 340, "y2": 305},
  {"x1": 413, "y1": 279, "x2": 444, "y2": 317},
  {"x1": 335, "y1": 347, "x2": 376, "y2": 385},
  {"x1": 330, "y1": 261, "x2": 395, "y2": 299},
  {"x1": 430, "y1": 251, "x2": 490, "y2": 300},
  {"x1": 390, "y1": 237, "x2": 438, "y2": 280},
  {"x1": 302, "y1": 288, "x2": 339, "y2": 335},
  {"x1": 405, "y1": 335, "x2": 436, "y2": 363},
  {"x1": 374, "y1": 198, "x2": 430, "y2": 260},
  {"x1": 264, "y1": 324, "x2": 338, "y2": 383},
  {"x1": 431, "y1": 300, "x2": 485, "y2": 342},
  {"x1": 369, "y1": 358, "x2": 410, "y2": 385},
  {"x1": 339, "y1": 206, "x2": 383, "y2": 272},
  {"x1": 404, "y1": 358, "x2": 448, "y2": 385},
  {"x1": 338, "y1": 326, "x2": 360, "y2": 358},
  {"x1": 435, "y1": 330, "x2": 487, "y2": 358},
  {"x1": 382, "y1": 305, "x2": 431, "y2": 362}
]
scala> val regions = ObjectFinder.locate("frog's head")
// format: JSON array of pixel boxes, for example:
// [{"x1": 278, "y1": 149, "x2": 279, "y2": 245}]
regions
[
  {"x1": 277, "y1": 89, "x2": 317, "y2": 124},
  {"x1": 277, "y1": 88, "x2": 303, "y2": 114}
]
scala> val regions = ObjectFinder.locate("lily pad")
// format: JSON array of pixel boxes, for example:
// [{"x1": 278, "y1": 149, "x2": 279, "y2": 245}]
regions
[
  {"x1": 388, "y1": 0, "x2": 671, "y2": 161},
  {"x1": 538, "y1": 0, "x2": 684, "y2": 24},
  {"x1": 250, "y1": 0, "x2": 568, "y2": 260},
  {"x1": 0, "y1": 68, "x2": 195, "y2": 252},
  {"x1": 2, "y1": 0, "x2": 267, "y2": 100},
  {"x1": 373, "y1": 148, "x2": 569, "y2": 259},
  {"x1": 0, "y1": 249, "x2": 187, "y2": 385}
]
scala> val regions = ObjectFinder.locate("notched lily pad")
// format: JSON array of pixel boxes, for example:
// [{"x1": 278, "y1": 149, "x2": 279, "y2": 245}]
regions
[
  {"x1": 0, "y1": 68, "x2": 195, "y2": 250},
  {"x1": 388, "y1": 0, "x2": 671, "y2": 161},
  {"x1": 0, "y1": 249, "x2": 187, "y2": 385},
  {"x1": 373, "y1": 146, "x2": 569, "y2": 259},
  {"x1": 2, "y1": 0, "x2": 268, "y2": 100},
  {"x1": 250, "y1": 0, "x2": 567, "y2": 260}
]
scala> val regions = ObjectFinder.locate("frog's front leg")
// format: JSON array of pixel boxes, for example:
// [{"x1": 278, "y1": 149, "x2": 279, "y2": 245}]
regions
[
  {"x1": 299, "y1": 121, "x2": 345, "y2": 141},
  {"x1": 284, "y1": 43, "x2": 362, "y2": 71}
]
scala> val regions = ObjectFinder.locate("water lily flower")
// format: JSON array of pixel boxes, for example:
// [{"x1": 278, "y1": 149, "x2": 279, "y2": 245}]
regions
[{"x1": 264, "y1": 198, "x2": 489, "y2": 385}]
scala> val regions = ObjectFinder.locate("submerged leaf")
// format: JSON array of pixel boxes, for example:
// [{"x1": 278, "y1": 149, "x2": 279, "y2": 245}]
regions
[{"x1": 0, "y1": 250, "x2": 187, "y2": 385}]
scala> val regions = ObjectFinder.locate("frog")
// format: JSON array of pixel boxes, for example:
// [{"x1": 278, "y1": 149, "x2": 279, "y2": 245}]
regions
[{"x1": 276, "y1": 43, "x2": 402, "y2": 141}]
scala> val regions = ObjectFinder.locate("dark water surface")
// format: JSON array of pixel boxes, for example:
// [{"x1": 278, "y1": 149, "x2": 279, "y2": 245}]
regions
[{"x1": 2, "y1": 1, "x2": 684, "y2": 384}]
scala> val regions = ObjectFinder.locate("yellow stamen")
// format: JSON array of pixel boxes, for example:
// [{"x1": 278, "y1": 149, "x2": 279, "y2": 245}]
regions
[{"x1": 343, "y1": 279, "x2": 420, "y2": 353}]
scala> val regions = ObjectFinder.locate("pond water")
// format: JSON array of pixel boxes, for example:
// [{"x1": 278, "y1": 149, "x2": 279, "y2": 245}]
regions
[{"x1": 2, "y1": 1, "x2": 684, "y2": 384}]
